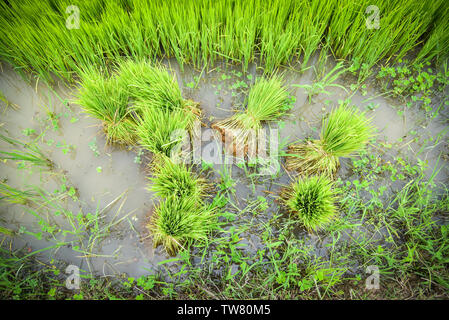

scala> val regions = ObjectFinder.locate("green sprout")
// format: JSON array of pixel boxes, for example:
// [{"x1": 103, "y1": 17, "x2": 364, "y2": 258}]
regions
[
  {"x1": 213, "y1": 75, "x2": 291, "y2": 153},
  {"x1": 286, "y1": 102, "x2": 376, "y2": 177},
  {"x1": 147, "y1": 196, "x2": 216, "y2": 256},
  {"x1": 282, "y1": 174, "x2": 338, "y2": 231},
  {"x1": 148, "y1": 156, "x2": 208, "y2": 202}
]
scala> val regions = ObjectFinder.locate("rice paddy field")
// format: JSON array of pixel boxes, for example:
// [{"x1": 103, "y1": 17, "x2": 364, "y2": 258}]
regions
[{"x1": 0, "y1": 0, "x2": 448, "y2": 300}]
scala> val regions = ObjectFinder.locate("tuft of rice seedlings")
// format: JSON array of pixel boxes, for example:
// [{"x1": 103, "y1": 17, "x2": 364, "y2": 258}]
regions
[
  {"x1": 117, "y1": 60, "x2": 185, "y2": 112},
  {"x1": 285, "y1": 103, "x2": 375, "y2": 177},
  {"x1": 117, "y1": 60, "x2": 202, "y2": 130},
  {"x1": 77, "y1": 60, "x2": 201, "y2": 146},
  {"x1": 134, "y1": 105, "x2": 191, "y2": 157},
  {"x1": 282, "y1": 174, "x2": 337, "y2": 231},
  {"x1": 148, "y1": 155, "x2": 208, "y2": 201},
  {"x1": 147, "y1": 196, "x2": 216, "y2": 256},
  {"x1": 213, "y1": 76, "x2": 290, "y2": 154},
  {"x1": 76, "y1": 67, "x2": 138, "y2": 145}
]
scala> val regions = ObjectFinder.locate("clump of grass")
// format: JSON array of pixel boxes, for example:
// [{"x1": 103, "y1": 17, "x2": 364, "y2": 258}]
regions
[
  {"x1": 282, "y1": 174, "x2": 337, "y2": 231},
  {"x1": 117, "y1": 60, "x2": 184, "y2": 111},
  {"x1": 148, "y1": 156, "x2": 208, "y2": 201},
  {"x1": 76, "y1": 68, "x2": 138, "y2": 145},
  {"x1": 77, "y1": 60, "x2": 200, "y2": 147},
  {"x1": 0, "y1": 226, "x2": 13, "y2": 236},
  {"x1": 213, "y1": 76, "x2": 290, "y2": 152},
  {"x1": 285, "y1": 103, "x2": 375, "y2": 176},
  {"x1": 147, "y1": 196, "x2": 216, "y2": 256},
  {"x1": 135, "y1": 106, "x2": 191, "y2": 157},
  {"x1": 119, "y1": 60, "x2": 202, "y2": 130}
]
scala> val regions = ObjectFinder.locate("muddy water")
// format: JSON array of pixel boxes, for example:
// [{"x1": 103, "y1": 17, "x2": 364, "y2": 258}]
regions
[{"x1": 0, "y1": 56, "x2": 448, "y2": 279}]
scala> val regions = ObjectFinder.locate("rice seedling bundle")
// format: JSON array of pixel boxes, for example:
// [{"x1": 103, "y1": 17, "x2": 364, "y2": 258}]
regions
[
  {"x1": 147, "y1": 196, "x2": 216, "y2": 256},
  {"x1": 77, "y1": 59, "x2": 200, "y2": 146},
  {"x1": 117, "y1": 60, "x2": 185, "y2": 111},
  {"x1": 213, "y1": 76, "x2": 290, "y2": 156},
  {"x1": 134, "y1": 106, "x2": 192, "y2": 158},
  {"x1": 285, "y1": 103, "x2": 375, "y2": 177},
  {"x1": 119, "y1": 62, "x2": 201, "y2": 156},
  {"x1": 117, "y1": 60, "x2": 202, "y2": 128},
  {"x1": 282, "y1": 174, "x2": 337, "y2": 231},
  {"x1": 76, "y1": 67, "x2": 138, "y2": 145},
  {"x1": 148, "y1": 155, "x2": 208, "y2": 202}
]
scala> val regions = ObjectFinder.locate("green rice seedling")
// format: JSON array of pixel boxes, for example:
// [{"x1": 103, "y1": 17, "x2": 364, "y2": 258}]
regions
[
  {"x1": 0, "y1": 226, "x2": 13, "y2": 236},
  {"x1": 327, "y1": 0, "x2": 442, "y2": 81},
  {"x1": 213, "y1": 76, "x2": 290, "y2": 154},
  {"x1": 0, "y1": 133, "x2": 52, "y2": 168},
  {"x1": 135, "y1": 106, "x2": 191, "y2": 157},
  {"x1": 0, "y1": 90, "x2": 11, "y2": 109},
  {"x1": 147, "y1": 196, "x2": 216, "y2": 256},
  {"x1": 282, "y1": 174, "x2": 338, "y2": 231},
  {"x1": 0, "y1": 0, "x2": 447, "y2": 84},
  {"x1": 76, "y1": 67, "x2": 138, "y2": 145},
  {"x1": 0, "y1": 182, "x2": 37, "y2": 205},
  {"x1": 298, "y1": 0, "x2": 335, "y2": 68},
  {"x1": 117, "y1": 60, "x2": 185, "y2": 111},
  {"x1": 415, "y1": 4, "x2": 449, "y2": 65},
  {"x1": 258, "y1": 0, "x2": 299, "y2": 73},
  {"x1": 117, "y1": 60, "x2": 201, "y2": 128},
  {"x1": 285, "y1": 103, "x2": 375, "y2": 177},
  {"x1": 148, "y1": 155, "x2": 208, "y2": 202},
  {"x1": 293, "y1": 61, "x2": 347, "y2": 103},
  {"x1": 218, "y1": 0, "x2": 258, "y2": 71}
]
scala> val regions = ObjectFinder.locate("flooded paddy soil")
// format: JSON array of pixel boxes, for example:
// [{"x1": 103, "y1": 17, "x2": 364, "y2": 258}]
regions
[{"x1": 0, "y1": 56, "x2": 448, "y2": 280}]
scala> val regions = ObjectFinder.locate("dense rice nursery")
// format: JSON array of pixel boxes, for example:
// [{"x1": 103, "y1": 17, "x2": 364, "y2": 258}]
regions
[{"x1": 0, "y1": 0, "x2": 448, "y2": 303}]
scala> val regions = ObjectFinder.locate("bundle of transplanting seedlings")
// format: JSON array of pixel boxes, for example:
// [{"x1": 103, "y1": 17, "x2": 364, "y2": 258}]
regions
[
  {"x1": 212, "y1": 75, "x2": 291, "y2": 159},
  {"x1": 280, "y1": 102, "x2": 375, "y2": 230},
  {"x1": 77, "y1": 60, "x2": 201, "y2": 155}
]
